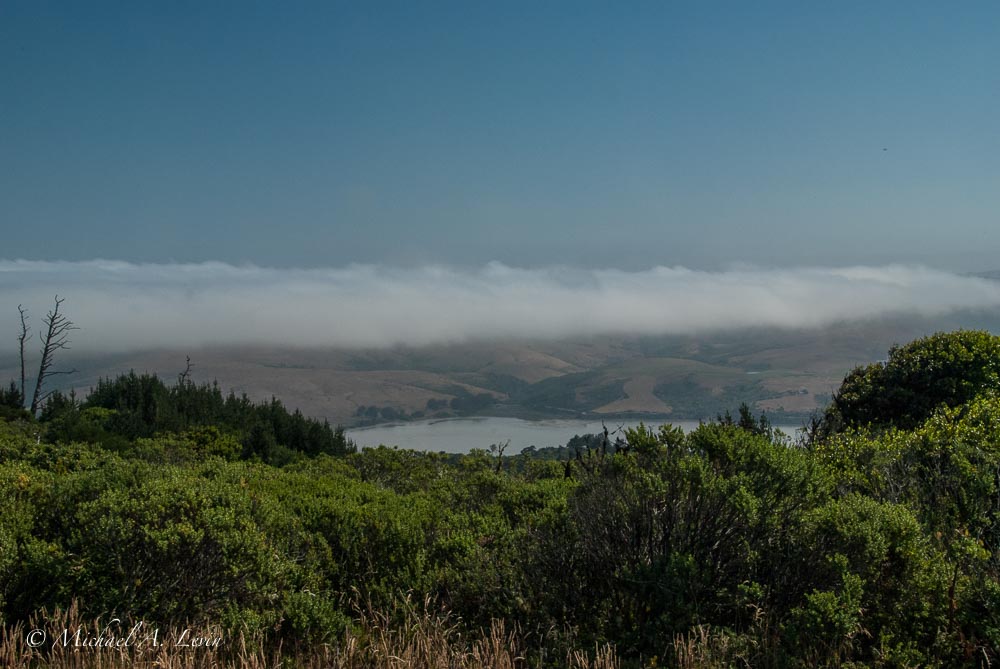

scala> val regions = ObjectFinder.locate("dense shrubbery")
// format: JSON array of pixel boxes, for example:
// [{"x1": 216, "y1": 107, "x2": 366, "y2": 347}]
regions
[
  {"x1": 39, "y1": 371, "x2": 354, "y2": 462},
  {"x1": 3, "y1": 330, "x2": 1000, "y2": 666},
  {"x1": 819, "y1": 329, "x2": 1000, "y2": 434}
]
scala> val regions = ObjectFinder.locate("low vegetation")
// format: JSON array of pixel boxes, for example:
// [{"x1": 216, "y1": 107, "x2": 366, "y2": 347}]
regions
[{"x1": 2, "y1": 330, "x2": 1000, "y2": 667}]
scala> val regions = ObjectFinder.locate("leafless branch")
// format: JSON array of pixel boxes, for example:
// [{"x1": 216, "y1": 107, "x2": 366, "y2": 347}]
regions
[
  {"x1": 17, "y1": 304, "x2": 29, "y2": 407},
  {"x1": 493, "y1": 439, "x2": 509, "y2": 473},
  {"x1": 178, "y1": 355, "x2": 194, "y2": 385},
  {"x1": 29, "y1": 296, "x2": 79, "y2": 414}
]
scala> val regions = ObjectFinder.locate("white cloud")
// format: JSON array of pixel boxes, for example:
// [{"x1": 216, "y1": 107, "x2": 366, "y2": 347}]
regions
[{"x1": 1, "y1": 259, "x2": 998, "y2": 352}]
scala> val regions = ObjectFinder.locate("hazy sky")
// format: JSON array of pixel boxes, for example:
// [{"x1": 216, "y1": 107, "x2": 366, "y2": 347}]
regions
[{"x1": 3, "y1": 2, "x2": 998, "y2": 270}]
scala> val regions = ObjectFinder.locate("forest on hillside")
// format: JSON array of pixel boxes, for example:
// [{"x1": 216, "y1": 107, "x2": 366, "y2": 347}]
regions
[{"x1": 2, "y1": 330, "x2": 1000, "y2": 667}]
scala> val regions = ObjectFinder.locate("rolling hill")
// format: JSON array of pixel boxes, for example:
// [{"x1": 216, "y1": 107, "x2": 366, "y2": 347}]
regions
[{"x1": 4, "y1": 309, "x2": 1000, "y2": 427}]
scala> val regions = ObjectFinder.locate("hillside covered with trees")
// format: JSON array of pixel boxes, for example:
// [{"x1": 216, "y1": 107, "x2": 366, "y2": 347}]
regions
[{"x1": 3, "y1": 330, "x2": 1000, "y2": 667}]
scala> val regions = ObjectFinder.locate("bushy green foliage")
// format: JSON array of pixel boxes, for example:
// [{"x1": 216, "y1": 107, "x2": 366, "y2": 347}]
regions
[
  {"x1": 3, "y1": 330, "x2": 1000, "y2": 665},
  {"x1": 42, "y1": 371, "x2": 354, "y2": 461},
  {"x1": 822, "y1": 329, "x2": 1000, "y2": 433},
  {"x1": 789, "y1": 496, "x2": 948, "y2": 664},
  {"x1": 0, "y1": 381, "x2": 28, "y2": 421}
]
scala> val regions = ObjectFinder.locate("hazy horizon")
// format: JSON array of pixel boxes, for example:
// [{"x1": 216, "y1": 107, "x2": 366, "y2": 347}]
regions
[{"x1": 2, "y1": 258, "x2": 1000, "y2": 354}]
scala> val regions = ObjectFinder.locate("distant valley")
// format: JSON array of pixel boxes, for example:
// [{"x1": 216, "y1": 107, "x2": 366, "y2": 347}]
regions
[{"x1": 7, "y1": 309, "x2": 999, "y2": 428}]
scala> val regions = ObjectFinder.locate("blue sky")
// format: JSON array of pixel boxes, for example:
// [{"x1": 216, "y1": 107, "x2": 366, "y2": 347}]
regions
[{"x1": 2, "y1": 2, "x2": 998, "y2": 270}]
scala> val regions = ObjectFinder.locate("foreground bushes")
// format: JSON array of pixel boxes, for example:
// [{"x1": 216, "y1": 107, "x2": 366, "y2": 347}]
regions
[
  {"x1": 3, "y1": 331, "x2": 1000, "y2": 666},
  {"x1": 3, "y1": 413, "x2": 998, "y2": 666}
]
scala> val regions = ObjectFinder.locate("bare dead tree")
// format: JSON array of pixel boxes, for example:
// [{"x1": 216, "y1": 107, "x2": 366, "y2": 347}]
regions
[
  {"x1": 17, "y1": 304, "x2": 29, "y2": 405},
  {"x1": 492, "y1": 439, "x2": 509, "y2": 473},
  {"x1": 29, "y1": 296, "x2": 79, "y2": 414},
  {"x1": 178, "y1": 355, "x2": 194, "y2": 386}
]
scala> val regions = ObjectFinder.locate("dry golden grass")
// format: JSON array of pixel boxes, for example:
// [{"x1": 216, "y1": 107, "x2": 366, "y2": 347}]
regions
[
  {"x1": 673, "y1": 625, "x2": 740, "y2": 669},
  {"x1": 1, "y1": 598, "x2": 620, "y2": 669}
]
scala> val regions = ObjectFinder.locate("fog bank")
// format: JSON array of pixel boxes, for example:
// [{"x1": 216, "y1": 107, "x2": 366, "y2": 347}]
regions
[{"x1": 2, "y1": 260, "x2": 998, "y2": 352}]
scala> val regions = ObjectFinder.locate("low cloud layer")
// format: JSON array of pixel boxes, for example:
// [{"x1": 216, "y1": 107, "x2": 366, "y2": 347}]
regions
[{"x1": 1, "y1": 260, "x2": 999, "y2": 353}]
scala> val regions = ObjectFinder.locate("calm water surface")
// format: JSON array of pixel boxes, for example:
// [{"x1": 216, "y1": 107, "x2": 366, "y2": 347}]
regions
[{"x1": 349, "y1": 416, "x2": 802, "y2": 454}]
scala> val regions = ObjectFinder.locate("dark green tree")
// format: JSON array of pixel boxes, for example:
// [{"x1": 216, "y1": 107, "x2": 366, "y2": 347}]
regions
[{"x1": 820, "y1": 330, "x2": 1000, "y2": 434}]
